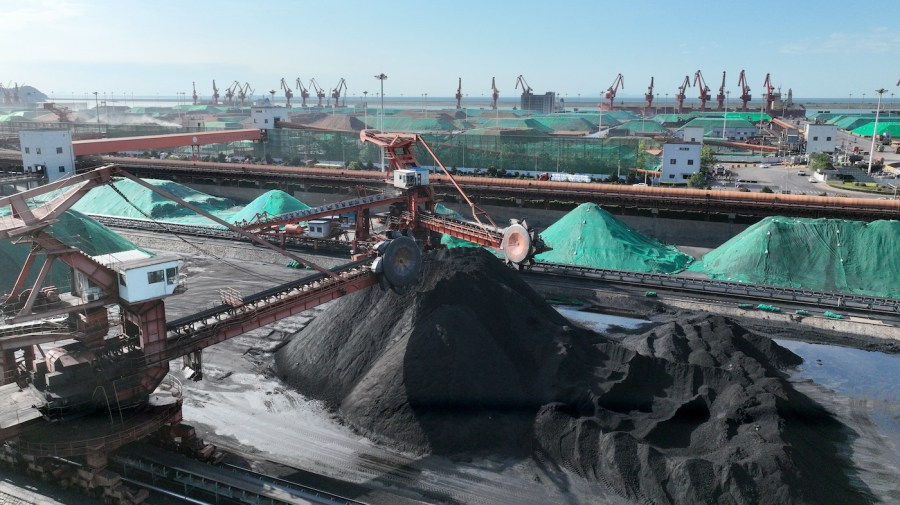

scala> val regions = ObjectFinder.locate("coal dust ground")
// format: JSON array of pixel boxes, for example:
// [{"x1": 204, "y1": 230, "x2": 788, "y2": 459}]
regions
[{"x1": 275, "y1": 247, "x2": 883, "y2": 505}]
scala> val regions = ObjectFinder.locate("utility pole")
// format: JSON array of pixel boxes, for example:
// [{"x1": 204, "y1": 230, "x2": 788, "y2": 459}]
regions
[
  {"x1": 867, "y1": 88, "x2": 887, "y2": 175},
  {"x1": 374, "y1": 73, "x2": 387, "y2": 172}
]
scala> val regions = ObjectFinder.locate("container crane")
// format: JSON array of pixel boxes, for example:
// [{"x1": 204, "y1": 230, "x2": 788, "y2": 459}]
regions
[
  {"x1": 490, "y1": 77, "x2": 499, "y2": 110},
  {"x1": 603, "y1": 73, "x2": 624, "y2": 110},
  {"x1": 455, "y1": 77, "x2": 463, "y2": 109},
  {"x1": 674, "y1": 75, "x2": 691, "y2": 113},
  {"x1": 716, "y1": 71, "x2": 726, "y2": 110},
  {"x1": 192, "y1": 82, "x2": 198, "y2": 105},
  {"x1": 737, "y1": 70, "x2": 752, "y2": 111},
  {"x1": 280, "y1": 78, "x2": 294, "y2": 108},
  {"x1": 331, "y1": 78, "x2": 347, "y2": 107},
  {"x1": 296, "y1": 78, "x2": 310, "y2": 107},
  {"x1": 211, "y1": 80, "x2": 220, "y2": 106},
  {"x1": 693, "y1": 70, "x2": 712, "y2": 111},
  {"x1": 762, "y1": 73, "x2": 776, "y2": 114},
  {"x1": 310, "y1": 78, "x2": 326, "y2": 107},
  {"x1": 644, "y1": 76, "x2": 654, "y2": 115}
]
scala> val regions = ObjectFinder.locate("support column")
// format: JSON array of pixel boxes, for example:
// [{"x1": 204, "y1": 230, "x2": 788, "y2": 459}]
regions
[{"x1": 2, "y1": 350, "x2": 16, "y2": 385}]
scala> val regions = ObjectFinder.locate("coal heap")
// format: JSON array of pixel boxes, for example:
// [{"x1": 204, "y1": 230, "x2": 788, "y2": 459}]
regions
[{"x1": 275, "y1": 248, "x2": 868, "y2": 504}]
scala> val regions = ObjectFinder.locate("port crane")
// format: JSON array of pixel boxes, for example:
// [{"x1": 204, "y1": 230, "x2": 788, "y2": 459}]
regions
[
  {"x1": 42, "y1": 102, "x2": 74, "y2": 122},
  {"x1": 211, "y1": 80, "x2": 220, "y2": 105},
  {"x1": 238, "y1": 82, "x2": 253, "y2": 106},
  {"x1": 0, "y1": 83, "x2": 12, "y2": 105},
  {"x1": 490, "y1": 77, "x2": 499, "y2": 110},
  {"x1": 693, "y1": 70, "x2": 712, "y2": 111},
  {"x1": 192, "y1": 82, "x2": 198, "y2": 105},
  {"x1": 280, "y1": 78, "x2": 294, "y2": 108},
  {"x1": 603, "y1": 73, "x2": 624, "y2": 110},
  {"x1": 455, "y1": 77, "x2": 463, "y2": 109},
  {"x1": 716, "y1": 71, "x2": 726, "y2": 110},
  {"x1": 674, "y1": 75, "x2": 691, "y2": 113},
  {"x1": 762, "y1": 73, "x2": 776, "y2": 115},
  {"x1": 225, "y1": 81, "x2": 240, "y2": 106},
  {"x1": 515, "y1": 75, "x2": 533, "y2": 98},
  {"x1": 644, "y1": 77, "x2": 655, "y2": 115},
  {"x1": 296, "y1": 78, "x2": 310, "y2": 107},
  {"x1": 310, "y1": 78, "x2": 326, "y2": 107},
  {"x1": 331, "y1": 78, "x2": 347, "y2": 108},
  {"x1": 737, "y1": 70, "x2": 752, "y2": 111}
]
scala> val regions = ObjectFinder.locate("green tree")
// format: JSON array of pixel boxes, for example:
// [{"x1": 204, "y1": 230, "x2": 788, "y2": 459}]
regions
[
  {"x1": 760, "y1": 186, "x2": 774, "y2": 193},
  {"x1": 700, "y1": 145, "x2": 716, "y2": 174},
  {"x1": 347, "y1": 161, "x2": 362, "y2": 171},
  {"x1": 809, "y1": 152, "x2": 834, "y2": 171},
  {"x1": 625, "y1": 171, "x2": 639, "y2": 185},
  {"x1": 688, "y1": 171, "x2": 708, "y2": 188}
]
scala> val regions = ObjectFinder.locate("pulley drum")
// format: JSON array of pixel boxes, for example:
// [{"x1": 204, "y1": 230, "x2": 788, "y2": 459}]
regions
[
  {"x1": 501, "y1": 223, "x2": 533, "y2": 265},
  {"x1": 381, "y1": 236, "x2": 422, "y2": 288}
]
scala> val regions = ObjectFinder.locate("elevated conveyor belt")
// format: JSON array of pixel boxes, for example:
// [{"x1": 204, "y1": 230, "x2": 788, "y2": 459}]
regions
[
  {"x1": 413, "y1": 211, "x2": 503, "y2": 248},
  {"x1": 529, "y1": 262, "x2": 900, "y2": 314},
  {"x1": 161, "y1": 259, "x2": 376, "y2": 361},
  {"x1": 238, "y1": 192, "x2": 404, "y2": 231}
]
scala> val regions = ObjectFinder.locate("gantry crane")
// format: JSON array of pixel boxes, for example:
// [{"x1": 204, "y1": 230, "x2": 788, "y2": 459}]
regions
[
  {"x1": 693, "y1": 70, "x2": 712, "y2": 111},
  {"x1": 490, "y1": 77, "x2": 499, "y2": 110},
  {"x1": 737, "y1": 70, "x2": 752, "y2": 111},
  {"x1": 192, "y1": 82, "x2": 198, "y2": 105},
  {"x1": 0, "y1": 82, "x2": 11, "y2": 105},
  {"x1": 455, "y1": 78, "x2": 463, "y2": 109},
  {"x1": 296, "y1": 78, "x2": 310, "y2": 107},
  {"x1": 310, "y1": 78, "x2": 326, "y2": 107},
  {"x1": 675, "y1": 75, "x2": 691, "y2": 113},
  {"x1": 644, "y1": 77, "x2": 655, "y2": 115},
  {"x1": 211, "y1": 80, "x2": 220, "y2": 105},
  {"x1": 280, "y1": 78, "x2": 294, "y2": 108},
  {"x1": 331, "y1": 78, "x2": 347, "y2": 107},
  {"x1": 716, "y1": 71, "x2": 727, "y2": 110},
  {"x1": 604, "y1": 73, "x2": 624, "y2": 110}
]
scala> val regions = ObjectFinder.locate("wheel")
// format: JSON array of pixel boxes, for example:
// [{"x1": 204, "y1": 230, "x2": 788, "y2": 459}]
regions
[{"x1": 381, "y1": 236, "x2": 422, "y2": 288}]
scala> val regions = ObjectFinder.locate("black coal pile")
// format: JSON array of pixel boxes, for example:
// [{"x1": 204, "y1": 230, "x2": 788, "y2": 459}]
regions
[{"x1": 275, "y1": 248, "x2": 869, "y2": 504}]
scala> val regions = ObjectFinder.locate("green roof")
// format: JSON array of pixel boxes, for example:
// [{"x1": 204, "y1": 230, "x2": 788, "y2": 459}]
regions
[
  {"x1": 681, "y1": 117, "x2": 756, "y2": 135},
  {"x1": 615, "y1": 119, "x2": 667, "y2": 133},
  {"x1": 851, "y1": 122, "x2": 900, "y2": 137}
]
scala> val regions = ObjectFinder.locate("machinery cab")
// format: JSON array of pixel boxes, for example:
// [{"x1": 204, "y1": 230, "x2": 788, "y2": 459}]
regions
[
  {"x1": 393, "y1": 168, "x2": 429, "y2": 189},
  {"x1": 91, "y1": 250, "x2": 182, "y2": 304}
]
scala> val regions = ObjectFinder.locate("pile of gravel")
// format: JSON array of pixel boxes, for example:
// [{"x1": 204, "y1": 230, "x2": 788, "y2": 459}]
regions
[{"x1": 275, "y1": 248, "x2": 868, "y2": 504}]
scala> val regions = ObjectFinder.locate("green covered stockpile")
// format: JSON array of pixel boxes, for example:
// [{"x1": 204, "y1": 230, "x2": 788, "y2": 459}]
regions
[{"x1": 690, "y1": 217, "x2": 900, "y2": 299}]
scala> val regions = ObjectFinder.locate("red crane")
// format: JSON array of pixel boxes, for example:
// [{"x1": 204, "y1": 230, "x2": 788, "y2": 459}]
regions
[
  {"x1": 490, "y1": 77, "x2": 499, "y2": 110},
  {"x1": 296, "y1": 78, "x2": 310, "y2": 107},
  {"x1": 330, "y1": 78, "x2": 347, "y2": 107},
  {"x1": 644, "y1": 76, "x2": 654, "y2": 115},
  {"x1": 225, "y1": 81, "x2": 240, "y2": 105},
  {"x1": 716, "y1": 71, "x2": 726, "y2": 110},
  {"x1": 604, "y1": 73, "x2": 624, "y2": 110},
  {"x1": 762, "y1": 73, "x2": 775, "y2": 114},
  {"x1": 280, "y1": 78, "x2": 294, "y2": 108},
  {"x1": 192, "y1": 82, "x2": 198, "y2": 105},
  {"x1": 238, "y1": 82, "x2": 253, "y2": 105},
  {"x1": 310, "y1": 78, "x2": 326, "y2": 107},
  {"x1": 515, "y1": 75, "x2": 533, "y2": 97},
  {"x1": 455, "y1": 77, "x2": 463, "y2": 109},
  {"x1": 675, "y1": 75, "x2": 691, "y2": 113},
  {"x1": 737, "y1": 70, "x2": 752, "y2": 111},
  {"x1": 693, "y1": 70, "x2": 712, "y2": 110},
  {"x1": 211, "y1": 80, "x2": 220, "y2": 105}
]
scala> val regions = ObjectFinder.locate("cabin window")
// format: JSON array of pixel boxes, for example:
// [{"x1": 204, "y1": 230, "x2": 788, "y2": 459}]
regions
[
  {"x1": 688, "y1": 160, "x2": 694, "y2": 165},
  {"x1": 36, "y1": 148, "x2": 41, "y2": 154},
  {"x1": 118, "y1": 272, "x2": 127, "y2": 286},
  {"x1": 147, "y1": 270, "x2": 164, "y2": 284},
  {"x1": 59, "y1": 166, "x2": 65, "y2": 173},
  {"x1": 166, "y1": 267, "x2": 178, "y2": 285},
  {"x1": 56, "y1": 147, "x2": 63, "y2": 154},
  {"x1": 24, "y1": 147, "x2": 30, "y2": 154}
]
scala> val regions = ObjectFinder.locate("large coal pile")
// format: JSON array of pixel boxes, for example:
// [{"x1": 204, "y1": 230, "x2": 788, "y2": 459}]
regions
[{"x1": 275, "y1": 248, "x2": 868, "y2": 504}]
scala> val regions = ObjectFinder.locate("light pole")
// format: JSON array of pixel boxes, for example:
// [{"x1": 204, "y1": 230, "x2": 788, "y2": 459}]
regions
[
  {"x1": 374, "y1": 73, "x2": 387, "y2": 172},
  {"x1": 849, "y1": 93, "x2": 852, "y2": 110},
  {"x1": 93, "y1": 91, "x2": 100, "y2": 126},
  {"x1": 723, "y1": 91, "x2": 730, "y2": 139},
  {"x1": 423, "y1": 93, "x2": 428, "y2": 119},
  {"x1": 665, "y1": 93, "x2": 669, "y2": 114},
  {"x1": 866, "y1": 88, "x2": 887, "y2": 175},
  {"x1": 363, "y1": 90, "x2": 368, "y2": 127}
]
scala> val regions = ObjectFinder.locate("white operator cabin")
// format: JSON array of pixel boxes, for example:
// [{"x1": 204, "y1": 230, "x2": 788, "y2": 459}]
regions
[
  {"x1": 19, "y1": 130, "x2": 75, "y2": 183},
  {"x1": 91, "y1": 250, "x2": 182, "y2": 304},
  {"x1": 250, "y1": 106, "x2": 288, "y2": 130},
  {"x1": 659, "y1": 142, "x2": 702, "y2": 184},
  {"x1": 393, "y1": 168, "x2": 429, "y2": 189},
  {"x1": 804, "y1": 124, "x2": 838, "y2": 154}
]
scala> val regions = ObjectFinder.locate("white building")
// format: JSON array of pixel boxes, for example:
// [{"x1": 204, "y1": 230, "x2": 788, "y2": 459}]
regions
[
  {"x1": 19, "y1": 130, "x2": 75, "y2": 183},
  {"x1": 659, "y1": 142, "x2": 702, "y2": 184},
  {"x1": 250, "y1": 106, "x2": 289, "y2": 130},
  {"x1": 681, "y1": 126, "x2": 705, "y2": 143},
  {"x1": 91, "y1": 250, "x2": 182, "y2": 304},
  {"x1": 804, "y1": 124, "x2": 837, "y2": 154}
]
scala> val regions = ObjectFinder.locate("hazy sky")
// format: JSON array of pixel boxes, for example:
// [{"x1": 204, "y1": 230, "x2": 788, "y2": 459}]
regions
[{"x1": 6, "y1": 0, "x2": 899, "y2": 101}]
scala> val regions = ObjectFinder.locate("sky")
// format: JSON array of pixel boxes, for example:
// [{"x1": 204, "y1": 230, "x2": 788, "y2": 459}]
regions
[{"x1": 4, "y1": 0, "x2": 899, "y2": 102}]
